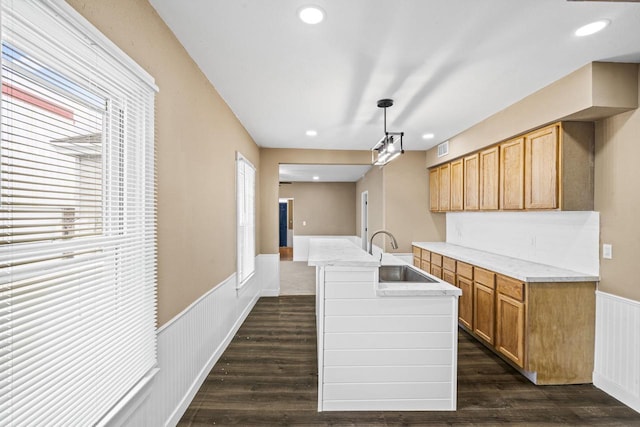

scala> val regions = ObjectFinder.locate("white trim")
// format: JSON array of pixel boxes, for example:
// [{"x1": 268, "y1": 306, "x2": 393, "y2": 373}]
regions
[
  {"x1": 594, "y1": 290, "x2": 640, "y2": 414},
  {"x1": 105, "y1": 254, "x2": 278, "y2": 426},
  {"x1": 45, "y1": 0, "x2": 158, "y2": 91}
]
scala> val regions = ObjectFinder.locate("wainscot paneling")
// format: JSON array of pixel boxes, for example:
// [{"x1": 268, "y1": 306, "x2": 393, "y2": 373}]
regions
[
  {"x1": 107, "y1": 254, "x2": 279, "y2": 426},
  {"x1": 594, "y1": 291, "x2": 640, "y2": 414}
]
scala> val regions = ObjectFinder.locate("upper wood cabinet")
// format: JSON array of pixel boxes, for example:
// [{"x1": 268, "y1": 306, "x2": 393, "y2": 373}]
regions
[
  {"x1": 438, "y1": 163, "x2": 451, "y2": 211},
  {"x1": 525, "y1": 125, "x2": 558, "y2": 209},
  {"x1": 429, "y1": 168, "x2": 439, "y2": 211},
  {"x1": 500, "y1": 137, "x2": 524, "y2": 210},
  {"x1": 427, "y1": 121, "x2": 594, "y2": 212},
  {"x1": 463, "y1": 154, "x2": 479, "y2": 210},
  {"x1": 479, "y1": 146, "x2": 499, "y2": 210},
  {"x1": 450, "y1": 159, "x2": 464, "y2": 211}
]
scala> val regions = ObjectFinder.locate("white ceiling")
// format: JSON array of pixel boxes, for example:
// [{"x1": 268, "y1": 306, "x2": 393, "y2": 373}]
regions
[
  {"x1": 279, "y1": 164, "x2": 372, "y2": 182},
  {"x1": 150, "y1": 0, "x2": 640, "y2": 153}
]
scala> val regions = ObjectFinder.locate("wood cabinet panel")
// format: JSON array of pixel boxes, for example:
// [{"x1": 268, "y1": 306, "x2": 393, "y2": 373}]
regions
[
  {"x1": 474, "y1": 267, "x2": 495, "y2": 289},
  {"x1": 450, "y1": 159, "x2": 464, "y2": 211},
  {"x1": 473, "y1": 283, "x2": 495, "y2": 344},
  {"x1": 429, "y1": 168, "x2": 439, "y2": 211},
  {"x1": 430, "y1": 253, "x2": 442, "y2": 267},
  {"x1": 421, "y1": 249, "x2": 431, "y2": 262},
  {"x1": 457, "y1": 276, "x2": 473, "y2": 330},
  {"x1": 496, "y1": 293, "x2": 525, "y2": 367},
  {"x1": 497, "y1": 275, "x2": 525, "y2": 301},
  {"x1": 525, "y1": 125, "x2": 558, "y2": 209},
  {"x1": 430, "y1": 265, "x2": 442, "y2": 279},
  {"x1": 499, "y1": 137, "x2": 524, "y2": 210},
  {"x1": 438, "y1": 163, "x2": 451, "y2": 211},
  {"x1": 413, "y1": 257, "x2": 421, "y2": 268},
  {"x1": 456, "y1": 261, "x2": 473, "y2": 280},
  {"x1": 479, "y1": 147, "x2": 499, "y2": 210},
  {"x1": 442, "y1": 270, "x2": 456, "y2": 286},
  {"x1": 464, "y1": 154, "x2": 480, "y2": 210},
  {"x1": 412, "y1": 246, "x2": 421, "y2": 258},
  {"x1": 442, "y1": 257, "x2": 456, "y2": 273},
  {"x1": 420, "y1": 260, "x2": 431, "y2": 273}
]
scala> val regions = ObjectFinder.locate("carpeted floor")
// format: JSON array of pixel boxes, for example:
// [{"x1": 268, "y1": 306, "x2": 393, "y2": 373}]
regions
[{"x1": 279, "y1": 261, "x2": 315, "y2": 295}]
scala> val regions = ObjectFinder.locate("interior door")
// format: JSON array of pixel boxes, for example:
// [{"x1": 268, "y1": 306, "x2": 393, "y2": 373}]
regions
[{"x1": 279, "y1": 202, "x2": 287, "y2": 247}]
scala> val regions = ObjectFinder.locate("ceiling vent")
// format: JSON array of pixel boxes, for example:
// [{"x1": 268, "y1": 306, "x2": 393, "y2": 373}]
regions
[{"x1": 437, "y1": 141, "x2": 449, "y2": 158}]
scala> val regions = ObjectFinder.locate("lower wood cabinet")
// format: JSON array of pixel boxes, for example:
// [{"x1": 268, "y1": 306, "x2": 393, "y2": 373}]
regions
[
  {"x1": 413, "y1": 245, "x2": 596, "y2": 385},
  {"x1": 496, "y1": 293, "x2": 525, "y2": 367},
  {"x1": 473, "y1": 283, "x2": 495, "y2": 345},
  {"x1": 457, "y1": 276, "x2": 473, "y2": 330}
]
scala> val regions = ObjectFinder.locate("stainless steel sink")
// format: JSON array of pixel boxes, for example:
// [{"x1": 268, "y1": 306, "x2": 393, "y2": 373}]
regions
[{"x1": 378, "y1": 265, "x2": 438, "y2": 283}]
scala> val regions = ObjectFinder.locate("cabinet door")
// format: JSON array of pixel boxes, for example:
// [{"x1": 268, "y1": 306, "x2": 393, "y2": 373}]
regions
[
  {"x1": 438, "y1": 163, "x2": 451, "y2": 211},
  {"x1": 479, "y1": 147, "x2": 499, "y2": 210},
  {"x1": 430, "y1": 265, "x2": 443, "y2": 280},
  {"x1": 496, "y1": 293, "x2": 525, "y2": 367},
  {"x1": 525, "y1": 125, "x2": 558, "y2": 209},
  {"x1": 457, "y1": 276, "x2": 473, "y2": 330},
  {"x1": 500, "y1": 137, "x2": 524, "y2": 210},
  {"x1": 450, "y1": 159, "x2": 464, "y2": 211},
  {"x1": 442, "y1": 270, "x2": 455, "y2": 286},
  {"x1": 429, "y1": 168, "x2": 439, "y2": 211},
  {"x1": 464, "y1": 153, "x2": 479, "y2": 210},
  {"x1": 473, "y1": 283, "x2": 495, "y2": 344},
  {"x1": 413, "y1": 257, "x2": 421, "y2": 268}
]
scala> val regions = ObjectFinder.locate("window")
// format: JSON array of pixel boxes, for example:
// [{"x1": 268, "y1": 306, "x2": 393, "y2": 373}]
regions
[
  {"x1": 0, "y1": 1, "x2": 157, "y2": 425},
  {"x1": 236, "y1": 152, "x2": 255, "y2": 288}
]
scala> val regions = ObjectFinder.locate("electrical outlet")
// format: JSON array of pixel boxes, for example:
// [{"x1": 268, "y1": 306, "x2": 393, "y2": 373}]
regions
[{"x1": 603, "y1": 244, "x2": 612, "y2": 259}]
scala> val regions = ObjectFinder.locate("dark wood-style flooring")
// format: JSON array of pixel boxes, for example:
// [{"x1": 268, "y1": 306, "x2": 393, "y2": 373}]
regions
[{"x1": 179, "y1": 296, "x2": 640, "y2": 426}]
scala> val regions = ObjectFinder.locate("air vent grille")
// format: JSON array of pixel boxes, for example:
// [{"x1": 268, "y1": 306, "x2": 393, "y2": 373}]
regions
[{"x1": 437, "y1": 141, "x2": 449, "y2": 158}]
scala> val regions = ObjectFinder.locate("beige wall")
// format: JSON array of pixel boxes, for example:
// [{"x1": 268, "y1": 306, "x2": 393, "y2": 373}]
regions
[
  {"x1": 356, "y1": 152, "x2": 446, "y2": 253},
  {"x1": 67, "y1": 0, "x2": 260, "y2": 325},
  {"x1": 594, "y1": 67, "x2": 640, "y2": 303},
  {"x1": 383, "y1": 152, "x2": 446, "y2": 252},
  {"x1": 279, "y1": 182, "x2": 356, "y2": 235},
  {"x1": 427, "y1": 62, "x2": 638, "y2": 168},
  {"x1": 356, "y1": 165, "x2": 384, "y2": 246},
  {"x1": 260, "y1": 148, "x2": 370, "y2": 254}
]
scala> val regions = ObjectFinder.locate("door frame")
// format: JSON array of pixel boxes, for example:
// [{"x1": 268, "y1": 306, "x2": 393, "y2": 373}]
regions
[{"x1": 361, "y1": 191, "x2": 368, "y2": 251}]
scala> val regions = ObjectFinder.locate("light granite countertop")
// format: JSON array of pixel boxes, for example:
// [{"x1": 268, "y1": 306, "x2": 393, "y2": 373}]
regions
[
  {"x1": 308, "y1": 238, "x2": 461, "y2": 296},
  {"x1": 412, "y1": 242, "x2": 599, "y2": 283}
]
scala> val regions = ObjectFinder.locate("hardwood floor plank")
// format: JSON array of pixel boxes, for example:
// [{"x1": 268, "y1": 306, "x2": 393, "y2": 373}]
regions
[{"x1": 178, "y1": 295, "x2": 640, "y2": 426}]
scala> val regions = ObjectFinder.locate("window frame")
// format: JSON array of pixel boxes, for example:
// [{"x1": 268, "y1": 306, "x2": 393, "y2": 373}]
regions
[{"x1": 236, "y1": 151, "x2": 256, "y2": 289}]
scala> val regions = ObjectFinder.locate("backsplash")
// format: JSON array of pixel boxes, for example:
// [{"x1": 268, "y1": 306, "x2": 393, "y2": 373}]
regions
[{"x1": 445, "y1": 211, "x2": 599, "y2": 276}]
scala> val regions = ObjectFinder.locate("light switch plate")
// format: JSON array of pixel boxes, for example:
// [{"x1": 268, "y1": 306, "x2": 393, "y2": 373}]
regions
[{"x1": 603, "y1": 243, "x2": 612, "y2": 259}]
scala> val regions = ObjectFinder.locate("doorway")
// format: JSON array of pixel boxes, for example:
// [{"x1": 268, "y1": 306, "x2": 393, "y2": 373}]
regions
[
  {"x1": 278, "y1": 198, "x2": 294, "y2": 261},
  {"x1": 361, "y1": 190, "x2": 368, "y2": 251}
]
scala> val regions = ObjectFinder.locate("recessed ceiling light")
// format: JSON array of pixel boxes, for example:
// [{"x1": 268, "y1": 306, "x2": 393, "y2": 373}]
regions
[
  {"x1": 422, "y1": 133, "x2": 435, "y2": 140},
  {"x1": 575, "y1": 20, "x2": 610, "y2": 37},
  {"x1": 305, "y1": 130, "x2": 318, "y2": 137},
  {"x1": 312, "y1": 176, "x2": 320, "y2": 180},
  {"x1": 298, "y1": 6, "x2": 325, "y2": 25}
]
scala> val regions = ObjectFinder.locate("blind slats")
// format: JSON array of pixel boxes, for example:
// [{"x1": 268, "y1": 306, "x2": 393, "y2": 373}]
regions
[{"x1": 1, "y1": 1, "x2": 157, "y2": 425}]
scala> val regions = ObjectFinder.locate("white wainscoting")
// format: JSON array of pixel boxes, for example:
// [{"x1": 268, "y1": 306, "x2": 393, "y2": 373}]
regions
[
  {"x1": 593, "y1": 291, "x2": 640, "y2": 413},
  {"x1": 293, "y1": 235, "x2": 358, "y2": 261},
  {"x1": 109, "y1": 254, "x2": 279, "y2": 427},
  {"x1": 446, "y1": 211, "x2": 599, "y2": 276}
]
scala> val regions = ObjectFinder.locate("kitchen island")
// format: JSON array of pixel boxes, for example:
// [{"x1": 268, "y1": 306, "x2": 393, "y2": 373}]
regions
[{"x1": 308, "y1": 238, "x2": 461, "y2": 412}]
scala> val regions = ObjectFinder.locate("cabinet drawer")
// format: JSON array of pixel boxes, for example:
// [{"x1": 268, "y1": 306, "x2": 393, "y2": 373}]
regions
[
  {"x1": 430, "y1": 265, "x2": 443, "y2": 279},
  {"x1": 412, "y1": 246, "x2": 422, "y2": 258},
  {"x1": 442, "y1": 256, "x2": 456, "y2": 273},
  {"x1": 442, "y1": 270, "x2": 455, "y2": 286},
  {"x1": 497, "y1": 275, "x2": 525, "y2": 301},
  {"x1": 421, "y1": 249, "x2": 431, "y2": 262},
  {"x1": 413, "y1": 257, "x2": 421, "y2": 268},
  {"x1": 420, "y1": 260, "x2": 431, "y2": 273},
  {"x1": 474, "y1": 267, "x2": 495, "y2": 289},
  {"x1": 431, "y1": 253, "x2": 442, "y2": 266},
  {"x1": 457, "y1": 261, "x2": 473, "y2": 280}
]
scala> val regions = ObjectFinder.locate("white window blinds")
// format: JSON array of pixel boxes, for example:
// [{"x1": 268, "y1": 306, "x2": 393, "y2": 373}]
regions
[
  {"x1": 236, "y1": 152, "x2": 255, "y2": 288},
  {"x1": 0, "y1": 1, "x2": 157, "y2": 426}
]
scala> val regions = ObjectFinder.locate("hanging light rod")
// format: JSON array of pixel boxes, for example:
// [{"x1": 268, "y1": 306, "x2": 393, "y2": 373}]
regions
[{"x1": 371, "y1": 99, "x2": 404, "y2": 166}]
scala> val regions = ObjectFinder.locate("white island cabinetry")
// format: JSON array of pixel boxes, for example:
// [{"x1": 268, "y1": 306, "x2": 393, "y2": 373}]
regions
[{"x1": 309, "y1": 238, "x2": 461, "y2": 412}]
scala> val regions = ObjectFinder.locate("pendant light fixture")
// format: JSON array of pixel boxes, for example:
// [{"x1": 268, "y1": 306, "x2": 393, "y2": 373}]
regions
[{"x1": 371, "y1": 99, "x2": 404, "y2": 166}]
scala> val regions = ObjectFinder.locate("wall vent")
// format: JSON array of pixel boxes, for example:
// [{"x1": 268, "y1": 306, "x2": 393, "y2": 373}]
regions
[{"x1": 437, "y1": 141, "x2": 449, "y2": 158}]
